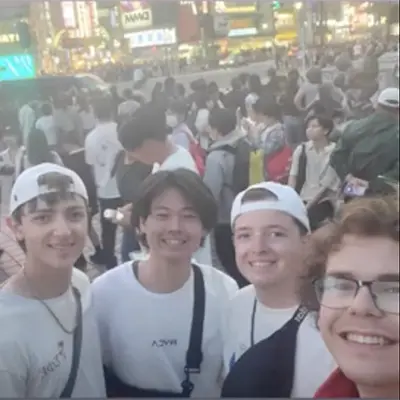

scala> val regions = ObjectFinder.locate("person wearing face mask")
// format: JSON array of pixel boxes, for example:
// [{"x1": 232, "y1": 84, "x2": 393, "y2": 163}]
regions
[{"x1": 167, "y1": 101, "x2": 194, "y2": 152}]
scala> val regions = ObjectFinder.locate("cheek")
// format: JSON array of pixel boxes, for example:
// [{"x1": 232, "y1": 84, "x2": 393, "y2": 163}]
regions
[{"x1": 318, "y1": 307, "x2": 340, "y2": 347}]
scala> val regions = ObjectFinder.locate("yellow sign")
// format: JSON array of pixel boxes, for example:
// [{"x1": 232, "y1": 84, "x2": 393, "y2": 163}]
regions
[
  {"x1": 0, "y1": 34, "x2": 19, "y2": 44},
  {"x1": 275, "y1": 31, "x2": 297, "y2": 41}
]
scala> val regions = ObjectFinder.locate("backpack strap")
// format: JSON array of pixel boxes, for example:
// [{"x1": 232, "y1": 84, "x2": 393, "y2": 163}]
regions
[
  {"x1": 181, "y1": 264, "x2": 205, "y2": 397},
  {"x1": 295, "y1": 144, "x2": 307, "y2": 194}
]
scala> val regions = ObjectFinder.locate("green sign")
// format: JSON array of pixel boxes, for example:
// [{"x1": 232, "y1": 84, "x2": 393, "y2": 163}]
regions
[{"x1": 0, "y1": 53, "x2": 35, "y2": 81}]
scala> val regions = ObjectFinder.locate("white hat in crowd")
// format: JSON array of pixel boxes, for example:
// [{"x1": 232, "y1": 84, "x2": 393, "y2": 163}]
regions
[
  {"x1": 231, "y1": 181, "x2": 311, "y2": 232},
  {"x1": 377, "y1": 88, "x2": 400, "y2": 109},
  {"x1": 9, "y1": 163, "x2": 88, "y2": 215}
]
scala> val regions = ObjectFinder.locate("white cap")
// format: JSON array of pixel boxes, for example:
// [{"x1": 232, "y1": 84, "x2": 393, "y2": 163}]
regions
[
  {"x1": 230, "y1": 181, "x2": 310, "y2": 232},
  {"x1": 377, "y1": 88, "x2": 400, "y2": 109},
  {"x1": 9, "y1": 163, "x2": 88, "y2": 215}
]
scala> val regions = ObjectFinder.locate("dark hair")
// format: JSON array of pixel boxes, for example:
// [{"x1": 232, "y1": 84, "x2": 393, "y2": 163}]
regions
[
  {"x1": 92, "y1": 95, "x2": 113, "y2": 121},
  {"x1": 41, "y1": 102, "x2": 52, "y2": 116},
  {"x1": 300, "y1": 195, "x2": 399, "y2": 312},
  {"x1": 249, "y1": 74, "x2": 262, "y2": 95},
  {"x1": 26, "y1": 129, "x2": 54, "y2": 166},
  {"x1": 306, "y1": 67, "x2": 322, "y2": 85},
  {"x1": 306, "y1": 114, "x2": 334, "y2": 135},
  {"x1": 241, "y1": 187, "x2": 308, "y2": 235},
  {"x1": 118, "y1": 104, "x2": 167, "y2": 151},
  {"x1": 123, "y1": 88, "x2": 133, "y2": 99},
  {"x1": 164, "y1": 77, "x2": 176, "y2": 90},
  {"x1": 168, "y1": 100, "x2": 188, "y2": 118},
  {"x1": 131, "y1": 169, "x2": 218, "y2": 248},
  {"x1": 238, "y1": 73, "x2": 250, "y2": 86},
  {"x1": 208, "y1": 81, "x2": 219, "y2": 94},
  {"x1": 208, "y1": 108, "x2": 237, "y2": 136},
  {"x1": 252, "y1": 97, "x2": 282, "y2": 121}
]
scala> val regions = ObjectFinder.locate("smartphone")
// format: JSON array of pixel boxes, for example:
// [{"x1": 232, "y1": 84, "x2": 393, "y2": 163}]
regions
[{"x1": 343, "y1": 182, "x2": 367, "y2": 197}]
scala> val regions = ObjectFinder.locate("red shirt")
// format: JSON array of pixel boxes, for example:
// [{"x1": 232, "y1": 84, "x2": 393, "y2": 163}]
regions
[{"x1": 314, "y1": 368, "x2": 359, "y2": 398}]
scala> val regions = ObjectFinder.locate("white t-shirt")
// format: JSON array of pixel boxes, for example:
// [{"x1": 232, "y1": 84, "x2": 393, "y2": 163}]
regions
[
  {"x1": 85, "y1": 121, "x2": 122, "y2": 199},
  {"x1": 0, "y1": 269, "x2": 106, "y2": 398},
  {"x1": 35, "y1": 115, "x2": 57, "y2": 147},
  {"x1": 91, "y1": 262, "x2": 238, "y2": 398},
  {"x1": 222, "y1": 285, "x2": 336, "y2": 398}
]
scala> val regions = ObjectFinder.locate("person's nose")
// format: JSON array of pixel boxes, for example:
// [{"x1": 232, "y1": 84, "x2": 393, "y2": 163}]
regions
[
  {"x1": 167, "y1": 215, "x2": 182, "y2": 231},
  {"x1": 52, "y1": 215, "x2": 72, "y2": 237},
  {"x1": 348, "y1": 286, "x2": 383, "y2": 317}
]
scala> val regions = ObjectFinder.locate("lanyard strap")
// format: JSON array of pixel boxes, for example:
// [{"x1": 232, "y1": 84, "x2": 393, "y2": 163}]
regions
[
  {"x1": 250, "y1": 299, "x2": 308, "y2": 347},
  {"x1": 60, "y1": 287, "x2": 83, "y2": 398}
]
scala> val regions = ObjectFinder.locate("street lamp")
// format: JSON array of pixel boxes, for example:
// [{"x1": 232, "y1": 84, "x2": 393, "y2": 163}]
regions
[{"x1": 294, "y1": 2, "x2": 303, "y2": 11}]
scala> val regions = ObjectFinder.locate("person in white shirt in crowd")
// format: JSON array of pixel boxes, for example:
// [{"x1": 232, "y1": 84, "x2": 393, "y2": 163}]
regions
[
  {"x1": 85, "y1": 96, "x2": 122, "y2": 270},
  {"x1": 167, "y1": 100, "x2": 196, "y2": 151},
  {"x1": 18, "y1": 100, "x2": 36, "y2": 145},
  {"x1": 35, "y1": 102, "x2": 57, "y2": 149},
  {"x1": 289, "y1": 114, "x2": 341, "y2": 231},
  {"x1": 77, "y1": 95, "x2": 96, "y2": 137},
  {"x1": 117, "y1": 88, "x2": 141, "y2": 122},
  {"x1": 53, "y1": 94, "x2": 84, "y2": 148},
  {"x1": 114, "y1": 103, "x2": 212, "y2": 265},
  {"x1": 92, "y1": 169, "x2": 238, "y2": 398},
  {"x1": 0, "y1": 163, "x2": 106, "y2": 398},
  {"x1": 221, "y1": 182, "x2": 335, "y2": 398},
  {"x1": 15, "y1": 128, "x2": 64, "y2": 177},
  {"x1": 294, "y1": 67, "x2": 323, "y2": 112}
]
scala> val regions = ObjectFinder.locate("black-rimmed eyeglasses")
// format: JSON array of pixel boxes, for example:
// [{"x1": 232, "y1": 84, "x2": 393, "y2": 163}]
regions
[{"x1": 313, "y1": 276, "x2": 399, "y2": 315}]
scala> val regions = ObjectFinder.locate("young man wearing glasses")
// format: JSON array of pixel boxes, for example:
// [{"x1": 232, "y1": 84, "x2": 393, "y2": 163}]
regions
[{"x1": 303, "y1": 195, "x2": 399, "y2": 398}]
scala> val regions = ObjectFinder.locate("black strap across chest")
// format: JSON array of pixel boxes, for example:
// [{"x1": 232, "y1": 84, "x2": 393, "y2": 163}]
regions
[
  {"x1": 104, "y1": 263, "x2": 205, "y2": 398},
  {"x1": 222, "y1": 300, "x2": 309, "y2": 398}
]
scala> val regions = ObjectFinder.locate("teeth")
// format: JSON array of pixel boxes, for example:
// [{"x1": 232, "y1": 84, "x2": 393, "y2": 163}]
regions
[
  {"x1": 164, "y1": 240, "x2": 184, "y2": 246},
  {"x1": 346, "y1": 333, "x2": 389, "y2": 346},
  {"x1": 251, "y1": 262, "x2": 274, "y2": 268}
]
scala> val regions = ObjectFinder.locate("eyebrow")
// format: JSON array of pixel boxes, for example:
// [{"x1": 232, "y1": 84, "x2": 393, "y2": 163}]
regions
[
  {"x1": 235, "y1": 225, "x2": 288, "y2": 232},
  {"x1": 152, "y1": 206, "x2": 196, "y2": 212},
  {"x1": 30, "y1": 205, "x2": 86, "y2": 214},
  {"x1": 328, "y1": 272, "x2": 400, "y2": 282}
]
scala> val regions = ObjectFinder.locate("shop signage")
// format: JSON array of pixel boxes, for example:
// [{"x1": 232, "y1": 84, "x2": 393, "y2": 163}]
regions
[{"x1": 122, "y1": 8, "x2": 152, "y2": 30}]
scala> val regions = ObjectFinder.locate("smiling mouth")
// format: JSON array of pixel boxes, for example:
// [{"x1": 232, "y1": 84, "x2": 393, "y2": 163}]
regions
[
  {"x1": 48, "y1": 244, "x2": 75, "y2": 250},
  {"x1": 249, "y1": 261, "x2": 277, "y2": 269},
  {"x1": 162, "y1": 239, "x2": 187, "y2": 247},
  {"x1": 340, "y1": 332, "x2": 395, "y2": 346}
]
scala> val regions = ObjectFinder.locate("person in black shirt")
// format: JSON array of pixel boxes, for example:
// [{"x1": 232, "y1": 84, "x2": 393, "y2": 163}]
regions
[{"x1": 60, "y1": 131, "x2": 104, "y2": 268}]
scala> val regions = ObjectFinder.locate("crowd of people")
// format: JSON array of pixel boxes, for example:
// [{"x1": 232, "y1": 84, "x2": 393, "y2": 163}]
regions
[{"x1": 0, "y1": 58, "x2": 398, "y2": 398}]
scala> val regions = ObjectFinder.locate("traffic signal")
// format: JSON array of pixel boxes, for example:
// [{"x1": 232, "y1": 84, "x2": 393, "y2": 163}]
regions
[
  {"x1": 272, "y1": 1, "x2": 282, "y2": 10},
  {"x1": 16, "y1": 21, "x2": 32, "y2": 49}
]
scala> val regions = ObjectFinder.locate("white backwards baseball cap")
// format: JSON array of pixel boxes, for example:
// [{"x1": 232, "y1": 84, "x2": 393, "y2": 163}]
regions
[
  {"x1": 377, "y1": 88, "x2": 400, "y2": 109},
  {"x1": 231, "y1": 181, "x2": 311, "y2": 232},
  {"x1": 9, "y1": 163, "x2": 88, "y2": 216}
]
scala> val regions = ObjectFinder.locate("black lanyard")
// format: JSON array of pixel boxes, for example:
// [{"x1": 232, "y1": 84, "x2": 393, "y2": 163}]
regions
[{"x1": 250, "y1": 299, "x2": 308, "y2": 347}]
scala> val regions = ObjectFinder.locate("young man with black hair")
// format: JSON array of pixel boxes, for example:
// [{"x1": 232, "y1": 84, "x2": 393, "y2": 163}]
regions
[
  {"x1": 204, "y1": 107, "x2": 248, "y2": 287},
  {"x1": 85, "y1": 96, "x2": 122, "y2": 269},
  {"x1": 92, "y1": 169, "x2": 238, "y2": 397},
  {"x1": 221, "y1": 182, "x2": 335, "y2": 398},
  {"x1": 289, "y1": 115, "x2": 340, "y2": 231},
  {"x1": 0, "y1": 163, "x2": 105, "y2": 397}
]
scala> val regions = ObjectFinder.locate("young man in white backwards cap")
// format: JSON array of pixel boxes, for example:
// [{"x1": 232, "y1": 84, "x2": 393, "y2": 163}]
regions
[
  {"x1": 221, "y1": 182, "x2": 335, "y2": 398},
  {"x1": 0, "y1": 163, "x2": 105, "y2": 397}
]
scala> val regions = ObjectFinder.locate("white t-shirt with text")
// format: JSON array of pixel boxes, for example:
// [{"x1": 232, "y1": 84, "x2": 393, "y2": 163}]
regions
[
  {"x1": 91, "y1": 262, "x2": 238, "y2": 398},
  {"x1": 0, "y1": 269, "x2": 106, "y2": 398}
]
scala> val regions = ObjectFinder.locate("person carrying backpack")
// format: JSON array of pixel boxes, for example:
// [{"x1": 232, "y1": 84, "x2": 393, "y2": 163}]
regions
[{"x1": 203, "y1": 108, "x2": 250, "y2": 288}]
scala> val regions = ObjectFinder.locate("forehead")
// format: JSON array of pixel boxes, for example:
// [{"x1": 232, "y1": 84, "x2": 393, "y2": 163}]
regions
[
  {"x1": 25, "y1": 194, "x2": 86, "y2": 213},
  {"x1": 234, "y1": 209, "x2": 298, "y2": 231},
  {"x1": 150, "y1": 188, "x2": 194, "y2": 210},
  {"x1": 326, "y1": 235, "x2": 399, "y2": 279}
]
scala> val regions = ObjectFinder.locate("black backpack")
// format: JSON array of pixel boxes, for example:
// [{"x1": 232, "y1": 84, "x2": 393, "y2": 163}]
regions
[
  {"x1": 295, "y1": 144, "x2": 307, "y2": 194},
  {"x1": 219, "y1": 137, "x2": 252, "y2": 195}
]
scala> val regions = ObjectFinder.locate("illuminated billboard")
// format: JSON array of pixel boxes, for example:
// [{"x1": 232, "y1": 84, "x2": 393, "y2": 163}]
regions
[{"x1": 0, "y1": 54, "x2": 36, "y2": 81}]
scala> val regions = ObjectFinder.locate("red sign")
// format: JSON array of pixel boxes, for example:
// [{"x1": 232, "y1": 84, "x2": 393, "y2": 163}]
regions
[{"x1": 177, "y1": 3, "x2": 200, "y2": 43}]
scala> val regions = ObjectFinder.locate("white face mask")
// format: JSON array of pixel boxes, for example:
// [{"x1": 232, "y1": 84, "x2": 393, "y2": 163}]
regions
[{"x1": 166, "y1": 114, "x2": 179, "y2": 128}]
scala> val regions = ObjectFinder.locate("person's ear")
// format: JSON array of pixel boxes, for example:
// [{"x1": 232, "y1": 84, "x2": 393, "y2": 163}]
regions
[{"x1": 7, "y1": 217, "x2": 25, "y2": 242}]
